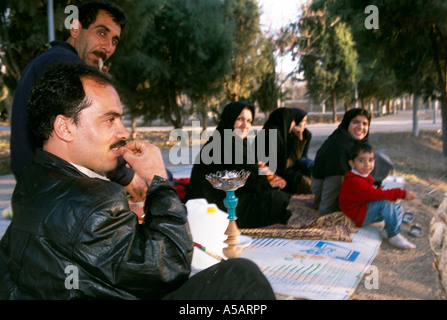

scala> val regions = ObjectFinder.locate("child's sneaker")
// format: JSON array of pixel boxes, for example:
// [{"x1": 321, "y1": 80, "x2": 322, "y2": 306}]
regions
[{"x1": 388, "y1": 233, "x2": 416, "y2": 249}]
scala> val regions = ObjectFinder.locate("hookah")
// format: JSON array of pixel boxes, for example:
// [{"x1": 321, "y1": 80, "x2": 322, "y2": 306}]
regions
[{"x1": 205, "y1": 169, "x2": 251, "y2": 259}]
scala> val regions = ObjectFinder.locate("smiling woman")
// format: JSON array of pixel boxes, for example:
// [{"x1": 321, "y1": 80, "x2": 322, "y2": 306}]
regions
[
  {"x1": 184, "y1": 101, "x2": 292, "y2": 228},
  {"x1": 311, "y1": 108, "x2": 371, "y2": 215}
]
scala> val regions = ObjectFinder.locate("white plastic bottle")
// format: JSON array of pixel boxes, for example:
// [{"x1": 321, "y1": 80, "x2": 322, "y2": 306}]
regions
[{"x1": 185, "y1": 199, "x2": 229, "y2": 270}]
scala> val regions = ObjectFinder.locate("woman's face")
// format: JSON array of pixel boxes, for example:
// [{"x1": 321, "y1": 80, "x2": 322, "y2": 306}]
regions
[
  {"x1": 348, "y1": 115, "x2": 369, "y2": 140},
  {"x1": 233, "y1": 107, "x2": 253, "y2": 139},
  {"x1": 289, "y1": 115, "x2": 308, "y2": 136}
]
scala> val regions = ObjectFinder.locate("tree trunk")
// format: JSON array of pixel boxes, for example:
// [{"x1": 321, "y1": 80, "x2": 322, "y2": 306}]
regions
[
  {"x1": 131, "y1": 117, "x2": 138, "y2": 140},
  {"x1": 331, "y1": 89, "x2": 337, "y2": 123},
  {"x1": 200, "y1": 101, "x2": 208, "y2": 132},
  {"x1": 429, "y1": 24, "x2": 447, "y2": 163},
  {"x1": 441, "y1": 92, "x2": 447, "y2": 157},
  {"x1": 167, "y1": 89, "x2": 182, "y2": 129},
  {"x1": 412, "y1": 94, "x2": 419, "y2": 137}
]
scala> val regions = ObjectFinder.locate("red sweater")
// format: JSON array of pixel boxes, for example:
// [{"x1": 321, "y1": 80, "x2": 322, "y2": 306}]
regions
[{"x1": 339, "y1": 170, "x2": 407, "y2": 227}]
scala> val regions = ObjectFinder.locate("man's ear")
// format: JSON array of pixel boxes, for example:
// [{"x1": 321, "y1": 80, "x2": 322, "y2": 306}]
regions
[
  {"x1": 69, "y1": 19, "x2": 81, "y2": 39},
  {"x1": 53, "y1": 115, "x2": 74, "y2": 142}
]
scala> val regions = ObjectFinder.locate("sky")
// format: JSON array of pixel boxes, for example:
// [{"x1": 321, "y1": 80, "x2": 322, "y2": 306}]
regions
[
  {"x1": 257, "y1": 0, "x2": 305, "y2": 75},
  {"x1": 258, "y1": 0, "x2": 303, "y2": 32}
]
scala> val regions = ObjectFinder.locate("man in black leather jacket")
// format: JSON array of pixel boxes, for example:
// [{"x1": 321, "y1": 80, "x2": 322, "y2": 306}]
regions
[{"x1": 0, "y1": 63, "x2": 275, "y2": 300}]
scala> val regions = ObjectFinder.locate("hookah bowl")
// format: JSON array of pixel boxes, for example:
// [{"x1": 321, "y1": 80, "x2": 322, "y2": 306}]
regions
[{"x1": 205, "y1": 170, "x2": 251, "y2": 258}]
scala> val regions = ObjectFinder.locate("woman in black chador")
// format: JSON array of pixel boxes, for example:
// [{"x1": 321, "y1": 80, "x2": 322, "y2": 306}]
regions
[
  {"x1": 311, "y1": 108, "x2": 371, "y2": 215},
  {"x1": 184, "y1": 101, "x2": 291, "y2": 228},
  {"x1": 258, "y1": 107, "x2": 314, "y2": 195}
]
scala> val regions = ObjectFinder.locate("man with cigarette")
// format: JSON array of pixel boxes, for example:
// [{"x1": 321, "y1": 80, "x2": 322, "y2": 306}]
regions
[
  {"x1": 10, "y1": 0, "x2": 146, "y2": 201},
  {"x1": 0, "y1": 62, "x2": 275, "y2": 300}
]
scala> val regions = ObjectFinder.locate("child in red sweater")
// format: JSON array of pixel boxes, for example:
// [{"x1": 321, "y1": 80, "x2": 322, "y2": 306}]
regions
[{"x1": 339, "y1": 142, "x2": 417, "y2": 249}]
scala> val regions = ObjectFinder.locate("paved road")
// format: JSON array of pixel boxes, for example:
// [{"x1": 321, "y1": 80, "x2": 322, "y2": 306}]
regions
[{"x1": 307, "y1": 109, "x2": 441, "y2": 140}]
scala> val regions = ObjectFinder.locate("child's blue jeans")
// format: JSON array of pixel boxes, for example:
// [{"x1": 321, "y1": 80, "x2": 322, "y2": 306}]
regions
[{"x1": 363, "y1": 200, "x2": 403, "y2": 238}]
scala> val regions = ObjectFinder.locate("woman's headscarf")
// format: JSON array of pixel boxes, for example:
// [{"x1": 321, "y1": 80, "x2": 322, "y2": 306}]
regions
[
  {"x1": 184, "y1": 101, "x2": 261, "y2": 205},
  {"x1": 259, "y1": 108, "x2": 302, "y2": 176},
  {"x1": 293, "y1": 108, "x2": 308, "y2": 126},
  {"x1": 205, "y1": 101, "x2": 254, "y2": 165},
  {"x1": 313, "y1": 108, "x2": 371, "y2": 178},
  {"x1": 338, "y1": 108, "x2": 371, "y2": 138},
  {"x1": 215, "y1": 101, "x2": 255, "y2": 134}
]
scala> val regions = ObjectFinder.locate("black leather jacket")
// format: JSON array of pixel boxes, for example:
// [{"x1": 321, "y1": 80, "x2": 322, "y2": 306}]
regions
[{"x1": 0, "y1": 149, "x2": 193, "y2": 299}]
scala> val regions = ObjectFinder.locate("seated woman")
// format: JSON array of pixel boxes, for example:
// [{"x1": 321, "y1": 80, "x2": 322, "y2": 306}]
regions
[
  {"x1": 258, "y1": 107, "x2": 313, "y2": 194},
  {"x1": 311, "y1": 108, "x2": 371, "y2": 215},
  {"x1": 184, "y1": 101, "x2": 291, "y2": 228}
]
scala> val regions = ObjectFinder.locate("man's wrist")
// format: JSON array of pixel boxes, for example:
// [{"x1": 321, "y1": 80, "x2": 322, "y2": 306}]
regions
[{"x1": 145, "y1": 175, "x2": 170, "y2": 189}]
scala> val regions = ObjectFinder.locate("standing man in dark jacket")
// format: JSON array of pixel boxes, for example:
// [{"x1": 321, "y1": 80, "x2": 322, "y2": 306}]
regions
[
  {"x1": 0, "y1": 62, "x2": 275, "y2": 300},
  {"x1": 9, "y1": 0, "x2": 146, "y2": 201}
]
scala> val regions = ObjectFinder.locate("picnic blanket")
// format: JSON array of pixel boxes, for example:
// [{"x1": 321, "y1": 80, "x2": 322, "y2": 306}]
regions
[
  {"x1": 241, "y1": 226, "x2": 382, "y2": 300},
  {"x1": 238, "y1": 195, "x2": 382, "y2": 300},
  {"x1": 240, "y1": 194, "x2": 357, "y2": 242}
]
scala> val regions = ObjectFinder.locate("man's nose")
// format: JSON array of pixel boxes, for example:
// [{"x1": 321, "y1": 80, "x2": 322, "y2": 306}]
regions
[
  {"x1": 101, "y1": 37, "x2": 113, "y2": 54},
  {"x1": 116, "y1": 121, "x2": 130, "y2": 140}
]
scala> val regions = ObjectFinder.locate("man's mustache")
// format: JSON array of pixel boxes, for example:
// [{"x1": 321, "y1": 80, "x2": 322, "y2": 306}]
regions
[
  {"x1": 110, "y1": 140, "x2": 128, "y2": 149},
  {"x1": 93, "y1": 50, "x2": 107, "y2": 61}
]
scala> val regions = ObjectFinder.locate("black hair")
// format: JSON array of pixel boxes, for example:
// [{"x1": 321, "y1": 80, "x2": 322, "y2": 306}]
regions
[
  {"x1": 349, "y1": 142, "x2": 374, "y2": 160},
  {"x1": 27, "y1": 62, "x2": 114, "y2": 145},
  {"x1": 79, "y1": 0, "x2": 127, "y2": 31}
]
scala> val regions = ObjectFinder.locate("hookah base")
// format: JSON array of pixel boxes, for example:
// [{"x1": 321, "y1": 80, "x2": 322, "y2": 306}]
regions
[{"x1": 223, "y1": 220, "x2": 243, "y2": 259}]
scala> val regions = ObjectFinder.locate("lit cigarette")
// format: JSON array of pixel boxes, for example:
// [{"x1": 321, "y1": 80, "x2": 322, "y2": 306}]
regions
[{"x1": 98, "y1": 58, "x2": 104, "y2": 71}]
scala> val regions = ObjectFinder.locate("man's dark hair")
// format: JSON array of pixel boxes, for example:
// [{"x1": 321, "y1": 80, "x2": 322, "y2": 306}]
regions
[
  {"x1": 27, "y1": 62, "x2": 114, "y2": 145},
  {"x1": 349, "y1": 142, "x2": 374, "y2": 160},
  {"x1": 79, "y1": 0, "x2": 127, "y2": 31}
]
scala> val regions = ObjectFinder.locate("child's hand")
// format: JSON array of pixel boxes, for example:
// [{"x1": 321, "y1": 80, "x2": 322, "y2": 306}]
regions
[{"x1": 406, "y1": 191, "x2": 417, "y2": 201}]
